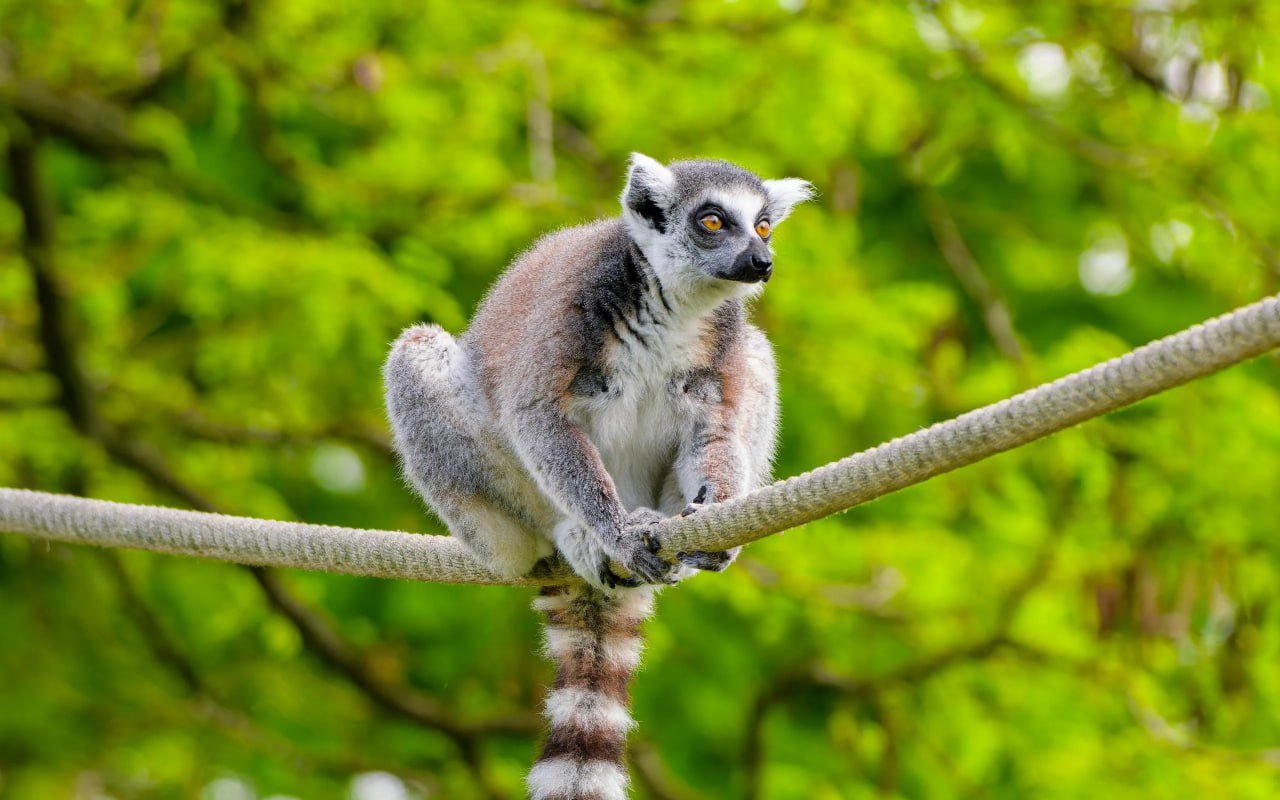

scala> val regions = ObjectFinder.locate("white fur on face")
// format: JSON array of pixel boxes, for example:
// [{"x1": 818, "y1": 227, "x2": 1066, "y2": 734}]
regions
[
  {"x1": 620, "y1": 152, "x2": 676, "y2": 260},
  {"x1": 709, "y1": 186, "x2": 768, "y2": 232},
  {"x1": 636, "y1": 185, "x2": 772, "y2": 308}
]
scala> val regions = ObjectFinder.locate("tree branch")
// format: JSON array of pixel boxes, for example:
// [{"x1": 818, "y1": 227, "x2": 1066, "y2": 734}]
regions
[
  {"x1": 3, "y1": 134, "x2": 535, "y2": 788},
  {"x1": 247, "y1": 564, "x2": 536, "y2": 737},
  {"x1": 628, "y1": 738, "x2": 709, "y2": 800},
  {"x1": 99, "y1": 551, "x2": 443, "y2": 788},
  {"x1": 741, "y1": 636, "x2": 1011, "y2": 800},
  {"x1": 928, "y1": 10, "x2": 1280, "y2": 287},
  {"x1": 6, "y1": 138, "x2": 98, "y2": 435},
  {"x1": 917, "y1": 188, "x2": 1026, "y2": 367},
  {"x1": 1, "y1": 78, "x2": 156, "y2": 159},
  {"x1": 1, "y1": 75, "x2": 316, "y2": 231}
]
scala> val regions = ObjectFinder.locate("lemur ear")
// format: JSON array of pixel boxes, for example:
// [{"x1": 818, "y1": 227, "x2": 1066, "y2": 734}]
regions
[
  {"x1": 621, "y1": 153, "x2": 676, "y2": 233},
  {"x1": 763, "y1": 178, "x2": 816, "y2": 223}
]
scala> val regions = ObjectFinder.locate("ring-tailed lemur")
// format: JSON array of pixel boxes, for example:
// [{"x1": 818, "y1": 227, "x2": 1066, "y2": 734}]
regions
[{"x1": 384, "y1": 154, "x2": 812, "y2": 799}]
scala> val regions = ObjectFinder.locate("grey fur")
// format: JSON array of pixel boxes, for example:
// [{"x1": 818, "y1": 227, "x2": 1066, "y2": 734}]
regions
[{"x1": 384, "y1": 153, "x2": 812, "y2": 589}]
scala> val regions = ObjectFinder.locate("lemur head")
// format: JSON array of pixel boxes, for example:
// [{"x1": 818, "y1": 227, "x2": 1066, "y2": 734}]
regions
[{"x1": 620, "y1": 153, "x2": 814, "y2": 295}]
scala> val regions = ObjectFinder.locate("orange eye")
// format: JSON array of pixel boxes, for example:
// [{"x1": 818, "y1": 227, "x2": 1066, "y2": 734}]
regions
[
  {"x1": 700, "y1": 214, "x2": 723, "y2": 231},
  {"x1": 755, "y1": 220, "x2": 772, "y2": 238}
]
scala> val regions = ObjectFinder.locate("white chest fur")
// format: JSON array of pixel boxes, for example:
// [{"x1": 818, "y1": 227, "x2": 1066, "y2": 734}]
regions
[{"x1": 570, "y1": 315, "x2": 706, "y2": 510}]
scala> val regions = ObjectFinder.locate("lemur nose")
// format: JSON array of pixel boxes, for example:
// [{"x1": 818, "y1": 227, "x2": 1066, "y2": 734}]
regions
[
  {"x1": 727, "y1": 246, "x2": 774, "y2": 283},
  {"x1": 752, "y1": 254, "x2": 773, "y2": 281}
]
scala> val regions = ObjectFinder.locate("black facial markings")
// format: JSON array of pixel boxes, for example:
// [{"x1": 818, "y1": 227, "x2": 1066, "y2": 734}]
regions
[
  {"x1": 575, "y1": 217, "x2": 772, "y2": 372},
  {"x1": 688, "y1": 201, "x2": 760, "y2": 252},
  {"x1": 690, "y1": 203, "x2": 734, "y2": 236},
  {"x1": 627, "y1": 186, "x2": 667, "y2": 233},
  {"x1": 694, "y1": 203, "x2": 731, "y2": 225}
]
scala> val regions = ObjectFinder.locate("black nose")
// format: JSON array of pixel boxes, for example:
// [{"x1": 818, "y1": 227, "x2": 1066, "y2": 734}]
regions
[
  {"x1": 752, "y1": 253, "x2": 773, "y2": 282},
  {"x1": 725, "y1": 245, "x2": 775, "y2": 284}
]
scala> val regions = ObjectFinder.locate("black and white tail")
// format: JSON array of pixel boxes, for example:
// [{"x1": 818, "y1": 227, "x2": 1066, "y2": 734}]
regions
[{"x1": 527, "y1": 584, "x2": 655, "y2": 800}]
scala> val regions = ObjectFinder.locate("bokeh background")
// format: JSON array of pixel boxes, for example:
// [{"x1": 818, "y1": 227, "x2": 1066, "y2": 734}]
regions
[{"x1": 2, "y1": 1, "x2": 1279, "y2": 798}]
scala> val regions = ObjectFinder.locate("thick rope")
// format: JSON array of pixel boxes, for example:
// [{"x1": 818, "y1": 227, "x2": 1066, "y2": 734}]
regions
[
  {"x1": 2, "y1": 294, "x2": 1278, "y2": 584},
  {"x1": 657, "y1": 292, "x2": 1280, "y2": 557},
  {"x1": 0, "y1": 489, "x2": 522, "y2": 583}
]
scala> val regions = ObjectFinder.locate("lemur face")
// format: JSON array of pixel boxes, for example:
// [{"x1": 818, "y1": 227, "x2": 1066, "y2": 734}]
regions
[
  {"x1": 620, "y1": 154, "x2": 813, "y2": 290},
  {"x1": 682, "y1": 184, "x2": 775, "y2": 284}
]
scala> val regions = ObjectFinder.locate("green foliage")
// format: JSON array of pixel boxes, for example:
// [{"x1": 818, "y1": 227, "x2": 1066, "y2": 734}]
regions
[{"x1": 2, "y1": 1, "x2": 1279, "y2": 797}]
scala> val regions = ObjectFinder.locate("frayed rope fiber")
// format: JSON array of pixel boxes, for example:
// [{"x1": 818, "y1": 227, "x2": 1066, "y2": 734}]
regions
[{"x1": 3, "y1": 294, "x2": 1278, "y2": 585}]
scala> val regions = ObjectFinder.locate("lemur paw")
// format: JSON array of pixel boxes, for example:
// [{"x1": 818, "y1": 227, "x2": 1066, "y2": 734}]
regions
[
  {"x1": 675, "y1": 485, "x2": 739, "y2": 573},
  {"x1": 610, "y1": 507, "x2": 680, "y2": 586},
  {"x1": 680, "y1": 483, "x2": 717, "y2": 517},
  {"x1": 599, "y1": 563, "x2": 643, "y2": 589},
  {"x1": 676, "y1": 546, "x2": 741, "y2": 572}
]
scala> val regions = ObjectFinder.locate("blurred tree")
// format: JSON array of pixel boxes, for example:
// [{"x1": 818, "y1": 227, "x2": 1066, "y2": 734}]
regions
[{"x1": 1, "y1": 1, "x2": 1278, "y2": 798}]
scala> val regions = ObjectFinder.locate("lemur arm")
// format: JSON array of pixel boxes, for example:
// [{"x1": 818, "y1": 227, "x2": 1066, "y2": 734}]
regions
[
  {"x1": 505, "y1": 397, "x2": 677, "y2": 584},
  {"x1": 505, "y1": 397, "x2": 627, "y2": 542},
  {"x1": 675, "y1": 327, "x2": 778, "y2": 509},
  {"x1": 672, "y1": 376, "x2": 751, "y2": 507}
]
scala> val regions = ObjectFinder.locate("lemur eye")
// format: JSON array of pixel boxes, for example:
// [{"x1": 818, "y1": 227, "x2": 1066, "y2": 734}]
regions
[
  {"x1": 755, "y1": 220, "x2": 772, "y2": 238},
  {"x1": 699, "y1": 214, "x2": 723, "y2": 231}
]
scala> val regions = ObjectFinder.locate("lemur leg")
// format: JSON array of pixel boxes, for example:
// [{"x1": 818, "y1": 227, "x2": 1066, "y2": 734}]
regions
[
  {"x1": 668, "y1": 326, "x2": 779, "y2": 573},
  {"x1": 384, "y1": 324, "x2": 554, "y2": 579}
]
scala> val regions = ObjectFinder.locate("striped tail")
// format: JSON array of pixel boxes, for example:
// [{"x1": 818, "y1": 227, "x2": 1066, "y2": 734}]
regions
[{"x1": 527, "y1": 584, "x2": 655, "y2": 800}]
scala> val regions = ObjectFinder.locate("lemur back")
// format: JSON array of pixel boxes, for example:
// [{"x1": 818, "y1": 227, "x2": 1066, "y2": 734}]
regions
[{"x1": 384, "y1": 154, "x2": 811, "y2": 799}]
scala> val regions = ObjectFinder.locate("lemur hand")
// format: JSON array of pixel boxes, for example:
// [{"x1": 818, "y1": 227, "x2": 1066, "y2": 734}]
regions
[
  {"x1": 675, "y1": 483, "x2": 740, "y2": 572},
  {"x1": 600, "y1": 507, "x2": 680, "y2": 588},
  {"x1": 680, "y1": 482, "x2": 716, "y2": 517}
]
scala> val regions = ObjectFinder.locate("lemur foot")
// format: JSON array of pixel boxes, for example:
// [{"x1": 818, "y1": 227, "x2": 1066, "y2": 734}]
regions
[
  {"x1": 675, "y1": 484, "x2": 740, "y2": 572},
  {"x1": 676, "y1": 548, "x2": 739, "y2": 572},
  {"x1": 599, "y1": 564, "x2": 644, "y2": 589}
]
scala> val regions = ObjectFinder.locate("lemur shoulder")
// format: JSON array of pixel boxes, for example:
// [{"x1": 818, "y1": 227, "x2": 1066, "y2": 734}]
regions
[{"x1": 384, "y1": 154, "x2": 812, "y2": 800}]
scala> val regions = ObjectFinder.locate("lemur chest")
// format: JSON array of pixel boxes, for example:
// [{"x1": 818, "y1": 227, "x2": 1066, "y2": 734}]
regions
[{"x1": 566, "y1": 333, "x2": 717, "y2": 507}]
